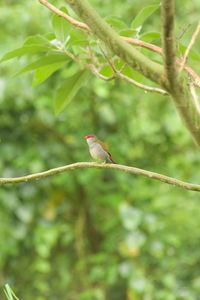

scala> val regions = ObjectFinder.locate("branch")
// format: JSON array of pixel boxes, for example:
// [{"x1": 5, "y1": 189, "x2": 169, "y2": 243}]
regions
[
  {"x1": 179, "y1": 21, "x2": 200, "y2": 72},
  {"x1": 98, "y1": 44, "x2": 168, "y2": 95},
  {"x1": 39, "y1": 0, "x2": 200, "y2": 88},
  {"x1": 0, "y1": 162, "x2": 200, "y2": 192},
  {"x1": 39, "y1": 0, "x2": 90, "y2": 31},
  {"x1": 89, "y1": 65, "x2": 114, "y2": 81},
  {"x1": 161, "y1": 0, "x2": 200, "y2": 146},
  {"x1": 161, "y1": 0, "x2": 177, "y2": 92},
  {"x1": 65, "y1": 0, "x2": 165, "y2": 87},
  {"x1": 189, "y1": 80, "x2": 200, "y2": 114},
  {"x1": 115, "y1": 72, "x2": 168, "y2": 95},
  {"x1": 125, "y1": 37, "x2": 200, "y2": 88},
  {"x1": 40, "y1": 0, "x2": 200, "y2": 146}
]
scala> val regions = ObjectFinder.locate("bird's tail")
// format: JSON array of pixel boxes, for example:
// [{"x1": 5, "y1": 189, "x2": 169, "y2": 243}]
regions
[{"x1": 108, "y1": 155, "x2": 116, "y2": 164}]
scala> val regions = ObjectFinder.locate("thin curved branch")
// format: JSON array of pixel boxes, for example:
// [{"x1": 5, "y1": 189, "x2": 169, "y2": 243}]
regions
[
  {"x1": 179, "y1": 21, "x2": 200, "y2": 72},
  {"x1": 0, "y1": 162, "x2": 200, "y2": 192},
  {"x1": 115, "y1": 71, "x2": 168, "y2": 95},
  {"x1": 90, "y1": 63, "x2": 167, "y2": 94},
  {"x1": 189, "y1": 80, "x2": 200, "y2": 114},
  {"x1": 39, "y1": 0, "x2": 90, "y2": 31},
  {"x1": 39, "y1": 0, "x2": 200, "y2": 88},
  {"x1": 98, "y1": 44, "x2": 168, "y2": 95}
]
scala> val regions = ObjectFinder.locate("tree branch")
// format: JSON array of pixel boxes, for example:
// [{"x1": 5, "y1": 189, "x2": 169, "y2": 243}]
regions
[
  {"x1": 161, "y1": 0, "x2": 177, "y2": 92},
  {"x1": 39, "y1": 0, "x2": 200, "y2": 146},
  {"x1": 39, "y1": 0, "x2": 200, "y2": 88},
  {"x1": 114, "y1": 71, "x2": 168, "y2": 95},
  {"x1": 39, "y1": 0, "x2": 90, "y2": 31},
  {"x1": 0, "y1": 162, "x2": 200, "y2": 192},
  {"x1": 98, "y1": 44, "x2": 168, "y2": 95},
  {"x1": 161, "y1": 0, "x2": 200, "y2": 146},
  {"x1": 65, "y1": 0, "x2": 165, "y2": 87},
  {"x1": 125, "y1": 37, "x2": 200, "y2": 88}
]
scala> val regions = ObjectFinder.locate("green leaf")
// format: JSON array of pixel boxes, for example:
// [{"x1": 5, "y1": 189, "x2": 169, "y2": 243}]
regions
[
  {"x1": 100, "y1": 65, "x2": 113, "y2": 77},
  {"x1": 119, "y1": 28, "x2": 137, "y2": 37},
  {"x1": 0, "y1": 46, "x2": 47, "y2": 63},
  {"x1": 32, "y1": 61, "x2": 67, "y2": 87},
  {"x1": 140, "y1": 31, "x2": 161, "y2": 42},
  {"x1": 131, "y1": 4, "x2": 160, "y2": 29},
  {"x1": 0, "y1": 35, "x2": 53, "y2": 63},
  {"x1": 52, "y1": 7, "x2": 71, "y2": 44},
  {"x1": 178, "y1": 43, "x2": 200, "y2": 62},
  {"x1": 54, "y1": 70, "x2": 89, "y2": 114},
  {"x1": 68, "y1": 29, "x2": 88, "y2": 46},
  {"x1": 15, "y1": 53, "x2": 68, "y2": 76},
  {"x1": 122, "y1": 65, "x2": 146, "y2": 82},
  {"x1": 105, "y1": 16, "x2": 128, "y2": 31},
  {"x1": 23, "y1": 34, "x2": 52, "y2": 46},
  {"x1": 4, "y1": 284, "x2": 19, "y2": 300}
]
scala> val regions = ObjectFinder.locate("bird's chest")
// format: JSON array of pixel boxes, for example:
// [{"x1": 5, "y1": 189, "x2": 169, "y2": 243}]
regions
[{"x1": 89, "y1": 144, "x2": 107, "y2": 161}]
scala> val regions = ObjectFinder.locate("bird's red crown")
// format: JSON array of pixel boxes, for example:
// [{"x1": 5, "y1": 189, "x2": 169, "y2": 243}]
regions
[{"x1": 84, "y1": 135, "x2": 96, "y2": 139}]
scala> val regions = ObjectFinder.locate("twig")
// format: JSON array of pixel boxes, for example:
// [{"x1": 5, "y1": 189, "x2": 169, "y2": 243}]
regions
[
  {"x1": 181, "y1": 64, "x2": 200, "y2": 88},
  {"x1": 176, "y1": 24, "x2": 191, "y2": 40},
  {"x1": 115, "y1": 72, "x2": 168, "y2": 95},
  {"x1": 179, "y1": 22, "x2": 200, "y2": 72},
  {"x1": 38, "y1": 0, "x2": 200, "y2": 88},
  {"x1": 0, "y1": 162, "x2": 200, "y2": 192},
  {"x1": 189, "y1": 80, "x2": 200, "y2": 114},
  {"x1": 89, "y1": 65, "x2": 114, "y2": 81},
  {"x1": 39, "y1": 0, "x2": 90, "y2": 31},
  {"x1": 161, "y1": 0, "x2": 177, "y2": 92},
  {"x1": 98, "y1": 43, "x2": 168, "y2": 95}
]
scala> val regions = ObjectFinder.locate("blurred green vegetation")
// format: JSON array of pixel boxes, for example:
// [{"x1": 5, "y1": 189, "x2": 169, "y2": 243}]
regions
[{"x1": 0, "y1": 0, "x2": 200, "y2": 300}]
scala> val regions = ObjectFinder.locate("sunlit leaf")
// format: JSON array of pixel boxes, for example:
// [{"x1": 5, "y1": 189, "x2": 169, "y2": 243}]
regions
[
  {"x1": 15, "y1": 53, "x2": 68, "y2": 76},
  {"x1": 0, "y1": 46, "x2": 47, "y2": 62},
  {"x1": 52, "y1": 7, "x2": 71, "y2": 44},
  {"x1": 122, "y1": 65, "x2": 145, "y2": 82},
  {"x1": 23, "y1": 34, "x2": 52, "y2": 46},
  {"x1": 119, "y1": 28, "x2": 137, "y2": 37},
  {"x1": 4, "y1": 284, "x2": 19, "y2": 300},
  {"x1": 0, "y1": 35, "x2": 53, "y2": 63},
  {"x1": 54, "y1": 70, "x2": 89, "y2": 114},
  {"x1": 131, "y1": 4, "x2": 160, "y2": 29},
  {"x1": 105, "y1": 16, "x2": 128, "y2": 31},
  {"x1": 32, "y1": 60, "x2": 68, "y2": 87},
  {"x1": 178, "y1": 43, "x2": 200, "y2": 62},
  {"x1": 99, "y1": 65, "x2": 113, "y2": 77},
  {"x1": 68, "y1": 29, "x2": 88, "y2": 46},
  {"x1": 140, "y1": 31, "x2": 161, "y2": 42}
]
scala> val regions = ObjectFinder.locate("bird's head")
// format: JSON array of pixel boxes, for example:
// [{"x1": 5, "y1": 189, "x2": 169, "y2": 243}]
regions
[{"x1": 84, "y1": 135, "x2": 97, "y2": 145}]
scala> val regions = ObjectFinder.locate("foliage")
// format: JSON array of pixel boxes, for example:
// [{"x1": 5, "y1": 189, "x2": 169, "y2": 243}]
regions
[
  {"x1": 0, "y1": 1, "x2": 200, "y2": 300},
  {"x1": 4, "y1": 284, "x2": 19, "y2": 300}
]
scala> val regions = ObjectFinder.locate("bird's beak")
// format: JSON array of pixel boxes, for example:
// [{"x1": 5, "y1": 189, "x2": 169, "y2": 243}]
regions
[{"x1": 84, "y1": 136, "x2": 88, "y2": 139}]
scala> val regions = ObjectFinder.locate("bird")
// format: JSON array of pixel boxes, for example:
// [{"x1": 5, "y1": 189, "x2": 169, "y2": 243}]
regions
[{"x1": 84, "y1": 135, "x2": 116, "y2": 163}]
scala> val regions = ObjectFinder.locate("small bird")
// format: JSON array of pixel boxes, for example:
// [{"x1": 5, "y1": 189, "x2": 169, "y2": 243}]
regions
[{"x1": 84, "y1": 135, "x2": 116, "y2": 163}]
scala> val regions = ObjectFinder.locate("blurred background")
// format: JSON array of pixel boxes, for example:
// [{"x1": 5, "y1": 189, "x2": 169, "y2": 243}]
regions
[{"x1": 0, "y1": 0, "x2": 200, "y2": 299}]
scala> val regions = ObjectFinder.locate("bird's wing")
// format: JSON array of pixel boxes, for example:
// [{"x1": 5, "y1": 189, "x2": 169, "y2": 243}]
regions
[{"x1": 96, "y1": 139, "x2": 109, "y2": 152}]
